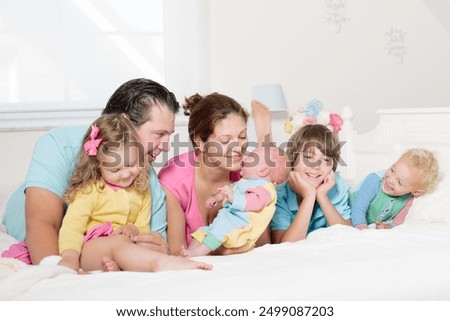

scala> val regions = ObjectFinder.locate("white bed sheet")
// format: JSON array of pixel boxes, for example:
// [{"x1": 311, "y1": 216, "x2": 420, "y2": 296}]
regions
[{"x1": 2, "y1": 222, "x2": 450, "y2": 301}]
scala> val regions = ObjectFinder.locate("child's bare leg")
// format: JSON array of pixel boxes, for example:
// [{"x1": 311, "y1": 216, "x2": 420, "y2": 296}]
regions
[
  {"x1": 81, "y1": 235, "x2": 212, "y2": 272},
  {"x1": 251, "y1": 100, "x2": 272, "y2": 145},
  {"x1": 113, "y1": 241, "x2": 212, "y2": 271},
  {"x1": 102, "y1": 256, "x2": 120, "y2": 272},
  {"x1": 152, "y1": 253, "x2": 212, "y2": 272},
  {"x1": 180, "y1": 239, "x2": 211, "y2": 258},
  {"x1": 80, "y1": 235, "x2": 127, "y2": 271}
]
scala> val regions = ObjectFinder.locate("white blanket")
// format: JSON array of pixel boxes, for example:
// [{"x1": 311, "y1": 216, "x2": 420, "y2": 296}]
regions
[
  {"x1": 0, "y1": 233, "x2": 75, "y2": 300},
  {"x1": 2, "y1": 223, "x2": 450, "y2": 301},
  {"x1": 2, "y1": 172, "x2": 450, "y2": 301}
]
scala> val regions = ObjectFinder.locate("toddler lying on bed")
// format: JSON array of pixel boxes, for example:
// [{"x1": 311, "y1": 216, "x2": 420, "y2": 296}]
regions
[
  {"x1": 181, "y1": 145, "x2": 290, "y2": 258},
  {"x1": 350, "y1": 148, "x2": 439, "y2": 229}
]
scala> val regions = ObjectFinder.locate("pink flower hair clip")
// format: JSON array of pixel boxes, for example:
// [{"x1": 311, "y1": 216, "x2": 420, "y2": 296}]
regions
[
  {"x1": 83, "y1": 124, "x2": 102, "y2": 156},
  {"x1": 284, "y1": 99, "x2": 344, "y2": 134}
]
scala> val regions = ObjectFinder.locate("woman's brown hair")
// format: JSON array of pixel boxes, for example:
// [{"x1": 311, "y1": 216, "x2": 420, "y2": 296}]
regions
[{"x1": 183, "y1": 93, "x2": 249, "y2": 151}]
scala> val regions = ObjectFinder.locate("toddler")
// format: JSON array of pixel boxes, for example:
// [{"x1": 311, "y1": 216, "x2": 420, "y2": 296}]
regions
[
  {"x1": 58, "y1": 115, "x2": 212, "y2": 272},
  {"x1": 350, "y1": 148, "x2": 439, "y2": 229}
]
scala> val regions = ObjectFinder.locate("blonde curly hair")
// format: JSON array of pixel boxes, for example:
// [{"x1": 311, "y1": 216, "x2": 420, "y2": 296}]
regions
[
  {"x1": 63, "y1": 115, "x2": 149, "y2": 204},
  {"x1": 400, "y1": 148, "x2": 440, "y2": 193}
]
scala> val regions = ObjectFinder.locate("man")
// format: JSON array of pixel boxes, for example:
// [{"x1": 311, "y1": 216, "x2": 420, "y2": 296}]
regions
[{"x1": 2, "y1": 78, "x2": 179, "y2": 264}]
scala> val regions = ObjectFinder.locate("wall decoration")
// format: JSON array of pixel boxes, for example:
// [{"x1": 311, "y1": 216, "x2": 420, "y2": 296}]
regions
[
  {"x1": 384, "y1": 27, "x2": 407, "y2": 65},
  {"x1": 324, "y1": 0, "x2": 349, "y2": 33},
  {"x1": 284, "y1": 99, "x2": 344, "y2": 134}
]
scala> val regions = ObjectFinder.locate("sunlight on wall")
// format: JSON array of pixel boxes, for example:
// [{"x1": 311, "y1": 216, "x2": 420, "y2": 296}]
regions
[{"x1": 0, "y1": 0, "x2": 165, "y2": 109}]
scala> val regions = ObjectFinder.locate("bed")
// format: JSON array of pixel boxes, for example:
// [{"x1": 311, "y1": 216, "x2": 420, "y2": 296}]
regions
[{"x1": 1, "y1": 106, "x2": 450, "y2": 301}]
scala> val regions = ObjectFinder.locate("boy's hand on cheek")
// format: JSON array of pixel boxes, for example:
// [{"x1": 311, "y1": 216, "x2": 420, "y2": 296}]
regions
[
  {"x1": 317, "y1": 172, "x2": 336, "y2": 197},
  {"x1": 288, "y1": 171, "x2": 316, "y2": 198}
]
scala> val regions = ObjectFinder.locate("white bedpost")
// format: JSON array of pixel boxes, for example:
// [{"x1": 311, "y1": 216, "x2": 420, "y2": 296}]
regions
[{"x1": 338, "y1": 106, "x2": 357, "y2": 185}]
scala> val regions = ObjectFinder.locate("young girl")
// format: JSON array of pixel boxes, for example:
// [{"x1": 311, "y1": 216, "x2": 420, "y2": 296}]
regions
[
  {"x1": 57, "y1": 115, "x2": 212, "y2": 272},
  {"x1": 270, "y1": 124, "x2": 352, "y2": 243}
]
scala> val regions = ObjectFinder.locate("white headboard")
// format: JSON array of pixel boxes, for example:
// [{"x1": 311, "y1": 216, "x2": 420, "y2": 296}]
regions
[
  {"x1": 167, "y1": 107, "x2": 450, "y2": 186},
  {"x1": 339, "y1": 107, "x2": 450, "y2": 185},
  {"x1": 1, "y1": 107, "x2": 450, "y2": 204}
]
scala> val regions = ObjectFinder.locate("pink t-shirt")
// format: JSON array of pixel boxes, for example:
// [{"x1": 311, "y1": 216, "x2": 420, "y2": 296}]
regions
[{"x1": 158, "y1": 151, "x2": 240, "y2": 245}]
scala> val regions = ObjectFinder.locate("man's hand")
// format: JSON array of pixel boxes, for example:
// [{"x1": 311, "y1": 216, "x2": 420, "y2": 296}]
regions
[
  {"x1": 133, "y1": 232, "x2": 170, "y2": 254},
  {"x1": 112, "y1": 224, "x2": 139, "y2": 239}
]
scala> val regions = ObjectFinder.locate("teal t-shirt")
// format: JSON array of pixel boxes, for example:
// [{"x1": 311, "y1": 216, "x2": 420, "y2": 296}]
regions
[
  {"x1": 270, "y1": 172, "x2": 351, "y2": 235},
  {"x1": 2, "y1": 126, "x2": 167, "y2": 241}
]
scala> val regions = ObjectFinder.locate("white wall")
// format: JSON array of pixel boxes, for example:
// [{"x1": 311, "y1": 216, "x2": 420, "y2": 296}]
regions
[
  {"x1": 0, "y1": 130, "x2": 46, "y2": 203},
  {"x1": 2, "y1": 0, "x2": 450, "y2": 203},
  {"x1": 164, "y1": 0, "x2": 212, "y2": 100},
  {"x1": 208, "y1": 0, "x2": 450, "y2": 133}
]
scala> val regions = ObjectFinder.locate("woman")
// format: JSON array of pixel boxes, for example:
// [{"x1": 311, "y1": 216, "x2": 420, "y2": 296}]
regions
[{"x1": 159, "y1": 94, "x2": 271, "y2": 255}]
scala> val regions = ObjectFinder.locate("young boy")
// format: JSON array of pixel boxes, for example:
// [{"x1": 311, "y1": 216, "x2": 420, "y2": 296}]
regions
[{"x1": 351, "y1": 148, "x2": 440, "y2": 229}]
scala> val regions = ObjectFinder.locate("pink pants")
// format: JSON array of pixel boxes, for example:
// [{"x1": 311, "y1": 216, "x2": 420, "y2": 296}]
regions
[{"x1": 1, "y1": 222, "x2": 113, "y2": 265}]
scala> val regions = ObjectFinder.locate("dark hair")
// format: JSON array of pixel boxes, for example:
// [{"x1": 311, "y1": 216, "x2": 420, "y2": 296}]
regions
[
  {"x1": 286, "y1": 124, "x2": 341, "y2": 171},
  {"x1": 183, "y1": 92, "x2": 249, "y2": 149},
  {"x1": 102, "y1": 78, "x2": 180, "y2": 127}
]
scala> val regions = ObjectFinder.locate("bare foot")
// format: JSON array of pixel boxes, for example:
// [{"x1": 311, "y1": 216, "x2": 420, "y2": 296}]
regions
[
  {"x1": 180, "y1": 242, "x2": 211, "y2": 258},
  {"x1": 179, "y1": 246, "x2": 191, "y2": 258},
  {"x1": 154, "y1": 255, "x2": 212, "y2": 272},
  {"x1": 251, "y1": 100, "x2": 272, "y2": 145},
  {"x1": 102, "y1": 256, "x2": 121, "y2": 272}
]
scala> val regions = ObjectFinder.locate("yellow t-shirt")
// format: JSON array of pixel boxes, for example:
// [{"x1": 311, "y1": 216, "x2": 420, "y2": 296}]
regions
[{"x1": 59, "y1": 180, "x2": 151, "y2": 254}]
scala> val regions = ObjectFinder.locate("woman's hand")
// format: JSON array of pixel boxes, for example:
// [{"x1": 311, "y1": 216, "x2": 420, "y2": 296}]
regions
[
  {"x1": 206, "y1": 194, "x2": 222, "y2": 208},
  {"x1": 218, "y1": 185, "x2": 233, "y2": 203},
  {"x1": 133, "y1": 232, "x2": 170, "y2": 254}
]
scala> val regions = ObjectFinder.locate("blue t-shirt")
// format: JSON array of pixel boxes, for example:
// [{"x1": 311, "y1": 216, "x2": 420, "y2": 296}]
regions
[
  {"x1": 270, "y1": 172, "x2": 351, "y2": 235},
  {"x1": 2, "y1": 125, "x2": 167, "y2": 241}
]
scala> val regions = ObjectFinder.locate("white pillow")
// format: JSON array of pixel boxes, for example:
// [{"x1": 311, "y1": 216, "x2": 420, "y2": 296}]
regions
[
  {"x1": 405, "y1": 170, "x2": 450, "y2": 224},
  {"x1": 0, "y1": 183, "x2": 21, "y2": 233}
]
